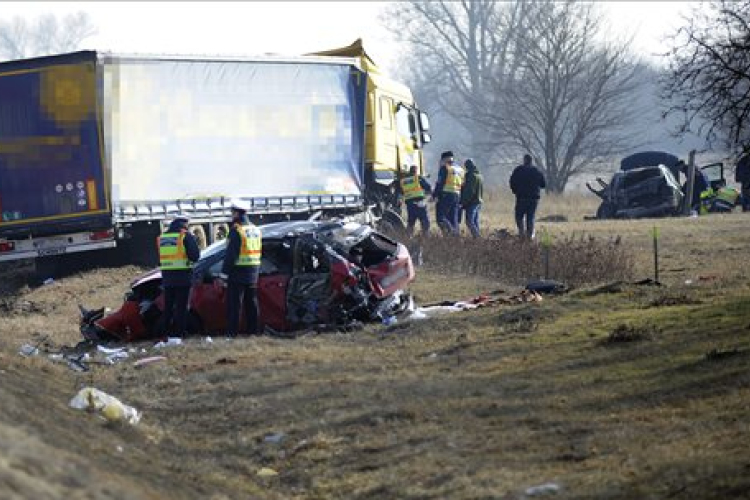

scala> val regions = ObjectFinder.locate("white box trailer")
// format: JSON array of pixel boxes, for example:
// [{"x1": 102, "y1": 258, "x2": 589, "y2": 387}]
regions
[{"x1": 0, "y1": 51, "x2": 367, "y2": 270}]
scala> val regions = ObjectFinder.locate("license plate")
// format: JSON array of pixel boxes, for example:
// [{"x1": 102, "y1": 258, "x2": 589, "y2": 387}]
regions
[{"x1": 38, "y1": 247, "x2": 67, "y2": 257}]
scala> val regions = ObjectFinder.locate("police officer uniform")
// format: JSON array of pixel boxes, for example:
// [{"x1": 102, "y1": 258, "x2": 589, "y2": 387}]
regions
[
  {"x1": 399, "y1": 165, "x2": 432, "y2": 236},
  {"x1": 433, "y1": 151, "x2": 464, "y2": 235},
  {"x1": 220, "y1": 199, "x2": 262, "y2": 336},
  {"x1": 157, "y1": 214, "x2": 201, "y2": 337}
]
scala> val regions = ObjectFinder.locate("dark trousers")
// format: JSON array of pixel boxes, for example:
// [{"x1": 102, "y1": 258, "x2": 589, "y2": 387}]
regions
[
  {"x1": 464, "y1": 203, "x2": 481, "y2": 238},
  {"x1": 163, "y1": 286, "x2": 190, "y2": 337},
  {"x1": 436, "y1": 192, "x2": 460, "y2": 235},
  {"x1": 226, "y1": 282, "x2": 259, "y2": 336},
  {"x1": 742, "y1": 183, "x2": 750, "y2": 211},
  {"x1": 515, "y1": 198, "x2": 539, "y2": 239},
  {"x1": 406, "y1": 200, "x2": 430, "y2": 236}
]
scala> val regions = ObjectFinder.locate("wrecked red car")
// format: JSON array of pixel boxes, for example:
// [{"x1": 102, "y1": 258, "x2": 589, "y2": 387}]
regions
[{"x1": 80, "y1": 221, "x2": 415, "y2": 341}]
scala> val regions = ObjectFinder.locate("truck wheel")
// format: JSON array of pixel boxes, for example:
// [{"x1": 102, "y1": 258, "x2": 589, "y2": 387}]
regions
[
  {"x1": 378, "y1": 209, "x2": 407, "y2": 238},
  {"x1": 190, "y1": 225, "x2": 208, "y2": 250},
  {"x1": 212, "y1": 223, "x2": 229, "y2": 243}
]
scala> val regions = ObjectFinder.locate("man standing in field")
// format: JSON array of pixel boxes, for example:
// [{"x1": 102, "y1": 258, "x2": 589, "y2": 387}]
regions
[
  {"x1": 736, "y1": 152, "x2": 750, "y2": 212},
  {"x1": 218, "y1": 200, "x2": 262, "y2": 337},
  {"x1": 432, "y1": 151, "x2": 464, "y2": 236},
  {"x1": 157, "y1": 214, "x2": 201, "y2": 338},
  {"x1": 460, "y1": 158, "x2": 484, "y2": 238},
  {"x1": 509, "y1": 154, "x2": 546, "y2": 239}
]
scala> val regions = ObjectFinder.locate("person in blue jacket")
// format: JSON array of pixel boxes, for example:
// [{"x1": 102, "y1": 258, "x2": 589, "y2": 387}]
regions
[
  {"x1": 157, "y1": 214, "x2": 201, "y2": 338},
  {"x1": 217, "y1": 200, "x2": 262, "y2": 337}
]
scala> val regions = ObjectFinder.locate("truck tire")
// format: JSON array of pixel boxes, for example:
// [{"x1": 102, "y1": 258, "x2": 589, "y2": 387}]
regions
[
  {"x1": 190, "y1": 224, "x2": 208, "y2": 250},
  {"x1": 377, "y1": 209, "x2": 407, "y2": 238}
]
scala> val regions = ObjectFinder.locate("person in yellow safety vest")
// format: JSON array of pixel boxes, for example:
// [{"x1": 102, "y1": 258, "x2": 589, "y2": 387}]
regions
[
  {"x1": 157, "y1": 214, "x2": 201, "y2": 338},
  {"x1": 431, "y1": 151, "x2": 464, "y2": 235},
  {"x1": 699, "y1": 186, "x2": 740, "y2": 214},
  {"x1": 217, "y1": 199, "x2": 262, "y2": 337},
  {"x1": 397, "y1": 164, "x2": 433, "y2": 237}
]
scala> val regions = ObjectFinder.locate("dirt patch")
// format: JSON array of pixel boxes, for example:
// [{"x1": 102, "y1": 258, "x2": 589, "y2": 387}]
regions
[{"x1": 602, "y1": 323, "x2": 658, "y2": 344}]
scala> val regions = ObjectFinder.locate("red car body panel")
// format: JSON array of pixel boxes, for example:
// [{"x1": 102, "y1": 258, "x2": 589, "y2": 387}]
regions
[{"x1": 83, "y1": 221, "x2": 414, "y2": 342}]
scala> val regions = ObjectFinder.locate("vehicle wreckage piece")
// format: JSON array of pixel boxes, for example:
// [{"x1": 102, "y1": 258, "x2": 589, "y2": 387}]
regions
[
  {"x1": 80, "y1": 220, "x2": 415, "y2": 342},
  {"x1": 587, "y1": 165, "x2": 684, "y2": 220}
]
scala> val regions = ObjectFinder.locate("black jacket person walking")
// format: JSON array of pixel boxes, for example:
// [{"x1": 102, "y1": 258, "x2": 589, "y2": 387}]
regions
[{"x1": 509, "y1": 154, "x2": 546, "y2": 239}]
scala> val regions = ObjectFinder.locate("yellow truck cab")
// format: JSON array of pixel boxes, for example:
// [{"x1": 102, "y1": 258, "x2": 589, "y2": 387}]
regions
[{"x1": 309, "y1": 39, "x2": 431, "y2": 220}]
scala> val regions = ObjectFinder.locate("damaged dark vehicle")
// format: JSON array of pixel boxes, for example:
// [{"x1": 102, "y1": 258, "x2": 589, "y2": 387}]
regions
[{"x1": 80, "y1": 220, "x2": 415, "y2": 342}]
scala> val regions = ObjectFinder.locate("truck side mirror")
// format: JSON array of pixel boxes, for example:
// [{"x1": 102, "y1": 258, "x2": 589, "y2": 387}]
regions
[
  {"x1": 421, "y1": 132, "x2": 431, "y2": 145},
  {"x1": 419, "y1": 111, "x2": 430, "y2": 132}
]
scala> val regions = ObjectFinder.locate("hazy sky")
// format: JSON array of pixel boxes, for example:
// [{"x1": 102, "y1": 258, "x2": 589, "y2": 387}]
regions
[{"x1": 1, "y1": 1, "x2": 696, "y2": 72}]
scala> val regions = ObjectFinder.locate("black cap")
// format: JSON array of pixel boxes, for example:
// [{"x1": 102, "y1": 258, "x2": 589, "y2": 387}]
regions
[{"x1": 441, "y1": 151, "x2": 454, "y2": 160}]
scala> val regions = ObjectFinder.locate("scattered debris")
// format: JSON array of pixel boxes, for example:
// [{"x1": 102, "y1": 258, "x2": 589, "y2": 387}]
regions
[
  {"x1": 215, "y1": 357, "x2": 237, "y2": 365},
  {"x1": 154, "y1": 337, "x2": 183, "y2": 349},
  {"x1": 705, "y1": 348, "x2": 745, "y2": 361},
  {"x1": 264, "y1": 432, "x2": 286, "y2": 444},
  {"x1": 603, "y1": 324, "x2": 656, "y2": 344},
  {"x1": 69, "y1": 387, "x2": 141, "y2": 425},
  {"x1": 133, "y1": 356, "x2": 167, "y2": 368},
  {"x1": 524, "y1": 482, "x2": 561, "y2": 496},
  {"x1": 256, "y1": 467, "x2": 279, "y2": 477}
]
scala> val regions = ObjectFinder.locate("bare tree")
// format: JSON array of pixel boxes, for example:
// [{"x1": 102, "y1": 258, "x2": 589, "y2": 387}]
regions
[
  {"x1": 492, "y1": 1, "x2": 644, "y2": 192},
  {"x1": 382, "y1": 0, "x2": 645, "y2": 192},
  {"x1": 0, "y1": 12, "x2": 96, "y2": 61},
  {"x1": 663, "y1": 0, "x2": 750, "y2": 151},
  {"x1": 383, "y1": 1, "x2": 530, "y2": 169}
]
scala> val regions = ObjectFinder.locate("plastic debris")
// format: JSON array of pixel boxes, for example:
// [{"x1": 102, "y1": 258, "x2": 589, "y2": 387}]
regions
[
  {"x1": 133, "y1": 356, "x2": 167, "y2": 368},
  {"x1": 19, "y1": 344, "x2": 39, "y2": 357},
  {"x1": 154, "y1": 337, "x2": 183, "y2": 349},
  {"x1": 204, "y1": 336, "x2": 213, "y2": 344},
  {"x1": 69, "y1": 387, "x2": 141, "y2": 425},
  {"x1": 43, "y1": 278, "x2": 54, "y2": 285},
  {"x1": 257, "y1": 467, "x2": 279, "y2": 477},
  {"x1": 264, "y1": 432, "x2": 286, "y2": 444},
  {"x1": 381, "y1": 315, "x2": 397, "y2": 326},
  {"x1": 524, "y1": 482, "x2": 561, "y2": 496}
]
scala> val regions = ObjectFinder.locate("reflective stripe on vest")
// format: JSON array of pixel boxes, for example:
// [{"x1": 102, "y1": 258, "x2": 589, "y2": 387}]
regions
[
  {"x1": 236, "y1": 223, "x2": 262, "y2": 267},
  {"x1": 443, "y1": 165, "x2": 464, "y2": 194},
  {"x1": 400, "y1": 176, "x2": 425, "y2": 201},
  {"x1": 158, "y1": 231, "x2": 192, "y2": 270}
]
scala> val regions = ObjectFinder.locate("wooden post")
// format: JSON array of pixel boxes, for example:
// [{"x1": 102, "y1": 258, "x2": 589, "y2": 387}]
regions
[
  {"x1": 652, "y1": 226, "x2": 659, "y2": 284},
  {"x1": 683, "y1": 150, "x2": 697, "y2": 216}
]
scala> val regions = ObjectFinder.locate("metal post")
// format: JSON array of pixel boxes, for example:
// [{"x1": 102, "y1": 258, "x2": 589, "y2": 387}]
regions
[{"x1": 683, "y1": 150, "x2": 697, "y2": 216}]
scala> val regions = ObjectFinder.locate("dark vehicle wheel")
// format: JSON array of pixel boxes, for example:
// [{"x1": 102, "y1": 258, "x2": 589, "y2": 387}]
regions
[
  {"x1": 377, "y1": 209, "x2": 407, "y2": 239},
  {"x1": 596, "y1": 202, "x2": 615, "y2": 219}
]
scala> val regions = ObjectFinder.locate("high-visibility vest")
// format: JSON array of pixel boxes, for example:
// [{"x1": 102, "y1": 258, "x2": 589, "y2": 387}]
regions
[
  {"x1": 400, "y1": 176, "x2": 425, "y2": 201},
  {"x1": 235, "y1": 223, "x2": 262, "y2": 267},
  {"x1": 158, "y1": 231, "x2": 192, "y2": 270},
  {"x1": 442, "y1": 165, "x2": 464, "y2": 194}
]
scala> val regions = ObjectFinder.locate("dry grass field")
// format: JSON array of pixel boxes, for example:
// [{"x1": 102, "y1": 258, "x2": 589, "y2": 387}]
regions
[{"x1": 1, "y1": 191, "x2": 749, "y2": 499}]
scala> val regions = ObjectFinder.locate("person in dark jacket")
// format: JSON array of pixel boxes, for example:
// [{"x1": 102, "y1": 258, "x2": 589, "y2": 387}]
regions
[
  {"x1": 460, "y1": 158, "x2": 484, "y2": 238},
  {"x1": 218, "y1": 200, "x2": 262, "y2": 337},
  {"x1": 397, "y1": 164, "x2": 433, "y2": 237},
  {"x1": 509, "y1": 154, "x2": 547, "y2": 239},
  {"x1": 157, "y1": 214, "x2": 201, "y2": 338},
  {"x1": 736, "y1": 153, "x2": 750, "y2": 211},
  {"x1": 431, "y1": 150, "x2": 464, "y2": 235}
]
